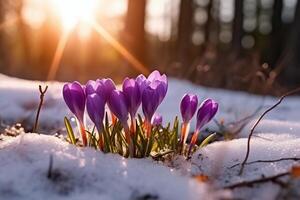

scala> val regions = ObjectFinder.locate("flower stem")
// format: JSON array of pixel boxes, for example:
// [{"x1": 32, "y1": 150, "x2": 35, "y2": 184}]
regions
[
  {"x1": 187, "y1": 130, "x2": 199, "y2": 158},
  {"x1": 180, "y1": 122, "x2": 189, "y2": 154},
  {"x1": 79, "y1": 122, "x2": 87, "y2": 146},
  {"x1": 124, "y1": 124, "x2": 134, "y2": 157},
  {"x1": 111, "y1": 113, "x2": 117, "y2": 125}
]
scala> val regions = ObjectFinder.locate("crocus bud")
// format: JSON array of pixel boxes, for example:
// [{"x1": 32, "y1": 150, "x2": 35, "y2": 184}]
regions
[
  {"x1": 152, "y1": 113, "x2": 162, "y2": 126},
  {"x1": 85, "y1": 78, "x2": 116, "y2": 102},
  {"x1": 122, "y1": 78, "x2": 141, "y2": 118},
  {"x1": 180, "y1": 94, "x2": 198, "y2": 123},
  {"x1": 86, "y1": 93, "x2": 105, "y2": 132},
  {"x1": 147, "y1": 70, "x2": 168, "y2": 104},
  {"x1": 188, "y1": 99, "x2": 218, "y2": 157},
  {"x1": 196, "y1": 99, "x2": 218, "y2": 131},
  {"x1": 63, "y1": 81, "x2": 87, "y2": 145},
  {"x1": 63, "y1": 81, "x2": 86, "y2": 123},
  {"x1": 142, "y1": 84, "x2": 160, "y2": 123},
  {"x1": 107, "y1": 89, "x2": 129, "y2": 126}
]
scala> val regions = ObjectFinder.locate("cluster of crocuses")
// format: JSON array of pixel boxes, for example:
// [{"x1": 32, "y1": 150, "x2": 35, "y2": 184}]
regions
[{"x1": 62, "y1": 70, "x2": 218, "y2": 158}]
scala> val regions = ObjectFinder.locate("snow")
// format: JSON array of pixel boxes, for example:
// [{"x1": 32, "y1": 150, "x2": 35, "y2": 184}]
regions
[
  {"x1": 0, "y1": 133, "x2": 229, "y2": 200},
  {"x1": 1, "y1": 73, "x2": 300, "y2": 199},
  {"x1": 191, "y1": 135, "x2": 300, "y2": 199}
]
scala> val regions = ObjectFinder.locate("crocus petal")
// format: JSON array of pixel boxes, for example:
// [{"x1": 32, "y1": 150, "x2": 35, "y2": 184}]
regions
[
  {"x1": 152, "y1": 113, "x2": 162, "y2": 126},
  {"x1": 107, "y1": 89, "x2": 129, "y2": 125},
  {"x1": 136, "y1": 74, "x2": 149, "y2": 94},
  {"x1": 148, "y1": 70, "x2": 161, "y2": 82},
  {"x1": 147, "y1": 71, "x2": 168, "y2": 104},
  {"x1": 85, "y1": 80, "x2": 98, "y2": 95},
  {"x1": 122, "y1": 78, "x2": 141, "y2": 118},
  {"x1": 142, "y1": 86, "x2": 160, "y2": 122},
  {"x1": 86, "y1": 93, "x2": 105, "y2": 131},
  {"x1": 148, "y1": 80, "x2": 166, "y2": 104},
  {"x1": 98, "y1": 78, "x2": 116, "y2": 101},
  {"x1": 196, "y1": 99, "x2": 218, "y2": 130},
  {"x1": 63, "y1": 81, "x2": 86, "y2": 122},
  {"x1": 86, "y1": 78, "x2": 116, "y2": 102},
  {"x1": 180, "y1": 94, "x2": 198, "y2": 123}
]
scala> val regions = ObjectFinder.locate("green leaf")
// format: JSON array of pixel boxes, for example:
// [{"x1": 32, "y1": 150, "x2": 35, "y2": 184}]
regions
[
  {"x1": 86, "y1": 130, "x2": 98, "y2": 149},
  {"x1": 199, "y1": 133, "x2": 217, "y2": 148},
  {"x1": 64, "y1": 117, "x2": 76, "y2": 145}
]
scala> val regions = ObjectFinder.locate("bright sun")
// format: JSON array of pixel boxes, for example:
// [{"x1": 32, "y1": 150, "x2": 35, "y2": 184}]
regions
[{"x1": 51, "y1": 0, "x2": 98, "y2": 31}]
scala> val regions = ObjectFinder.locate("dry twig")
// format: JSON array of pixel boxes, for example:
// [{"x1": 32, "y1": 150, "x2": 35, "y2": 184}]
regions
[
  {"x1": 47, "y1": 154, "x2": 54, "y2": 179},
  {"x1": 239, "y1": 87, "x2": 300, "y2": 175},
  {"x1": 230, "y1": 157, "x2": 300, "y2": 169},
  {"x1": 224, "y1": 172, "x2": 290, "y2": 189},
  {"x1": 33, "y1": 85, "x2": 48, "y2": 133}
]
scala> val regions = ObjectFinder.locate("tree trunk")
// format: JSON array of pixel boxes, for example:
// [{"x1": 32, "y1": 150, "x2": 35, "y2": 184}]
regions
[
  {"x1": 232, "y1": 0, "x2": 244, "y2": 55},
  {"x1": 280, "y1": 0, "x2": 300, "y2": 85},
  {"x1": 0, "y1": 1, "x2": 9, "y2": 73},
  {"x1": 176, "y1": 0, "x2": 194, "y2": 74},
  {"x1": 123, "y1": 0, "x2": 147, "y2": 71},
  {"x1": 264, "y1": 0, "x2": 283, "y2": 69}
]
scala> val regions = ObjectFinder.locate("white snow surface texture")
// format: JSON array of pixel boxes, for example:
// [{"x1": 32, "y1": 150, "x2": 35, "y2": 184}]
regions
[{"x1": 1, "y1": 73, "x2": 300, "y2": 200}]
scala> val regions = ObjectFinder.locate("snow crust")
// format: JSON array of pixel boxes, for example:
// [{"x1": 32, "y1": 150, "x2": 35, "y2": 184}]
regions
[{"x1": 0, "y1": 134, "x2": 228, "y2": 200}]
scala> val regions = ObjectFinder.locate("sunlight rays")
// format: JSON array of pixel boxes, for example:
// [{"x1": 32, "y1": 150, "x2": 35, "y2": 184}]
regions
[
  {"x1": 46, "y1": 0, "x2": 149, "y2": 80},
  {"x1": 89, "y1": 20, "x2": 149, "y2": 75},
  {"x1": 47, "y1": 31, "x2": 70, "y2": 80},
  {"x1": 0, "y1": 17, "x2": 18, "y2": 31},
  {"x1": 47, "y1": 20, "x2": 149, "y2": 80}
]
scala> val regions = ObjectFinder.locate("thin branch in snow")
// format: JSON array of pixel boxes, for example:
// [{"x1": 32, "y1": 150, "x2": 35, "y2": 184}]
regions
[
  {"x1": 239, "y1": 87, "x2": 300, "y2": 175},
  {"x1": 213, "y1": 105, "x2": 263, "y2": 137},
  {"x1": 224, "y1": 172, "x2": 290, "y2": 189},
  {"x1": 229, "y1": 157, "x2": 300, "y2": 169},
  {"x1": 33, "y1": 85, "x2": 48, "y2": 133},
  {"x1": 47, "y1": 154, "x2": 53, "y2": 179}
]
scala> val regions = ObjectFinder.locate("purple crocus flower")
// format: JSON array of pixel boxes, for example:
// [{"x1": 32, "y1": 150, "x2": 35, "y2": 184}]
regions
[
  {"x1": 63, "y1": 81, "x2": 87, "y2": 146},
  {"x1": 85, "y1": 78, "x2": 116, "y2": 102},
  {"x1": 147, "y1": 70, "x2": 168, "y2": 104},
  {"x1": 195, "y1": 99, "x2": 218, "y2": 131},
  {"x1": 142, "y1": 83, "x2": 161, "y2": 123},
  {"x1": 141, "y1": 71, "x2": 168, "y2": 122},
  {"x1": 179, "y1": 94, "x2": 198, "y2": 149},
  {"x1": 188, "y1": 99, "x2": 218, "y2": 156},
  {"x1": 63, "y1": 81, "x2": 86, "y2": 123},
  {"x1": 86, "y1": 93, "x2": 105, "y2": 132},
  {"x1": 180, "y1": 94, "x2": 198, "y2": 124},
  {"x1": 107, "y1": 89, "x2": 129, "y2": 126},
  {"x1": 136, "y1": 70, "x2": 168, "y2": 103},
  {"x1": 122, "y1": 78, "x2": 141, "y2": 118},
  {"x1": 152, "y1": 113, "x2": 162, "y2": 126},
  {"x1": 108, "y1": 89, "x2": 132, "y2": 150}
]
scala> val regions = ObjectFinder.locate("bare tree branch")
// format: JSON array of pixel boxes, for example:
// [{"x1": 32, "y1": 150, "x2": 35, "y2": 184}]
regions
[{"x1": 239, "y1": 87, "x2": 300, "y2": 175}]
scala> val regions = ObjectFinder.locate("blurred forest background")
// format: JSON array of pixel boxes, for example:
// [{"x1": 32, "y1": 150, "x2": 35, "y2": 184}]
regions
[{"x1": 0, "y1": 0, "x2": 300, "y2": 95}]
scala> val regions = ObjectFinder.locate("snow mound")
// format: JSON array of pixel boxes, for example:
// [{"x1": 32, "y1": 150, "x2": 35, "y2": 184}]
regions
[
  {"x1": 0, "y1": 134, "x2": 230, "y2": 200},
  {"x1": 191, "y1": 135, "x2": 300, "y2": 199}
]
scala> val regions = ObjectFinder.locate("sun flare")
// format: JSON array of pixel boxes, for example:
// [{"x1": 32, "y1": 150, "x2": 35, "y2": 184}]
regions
[{"x1": 51, "y1": 0, "x2": 98, "y2": 31}]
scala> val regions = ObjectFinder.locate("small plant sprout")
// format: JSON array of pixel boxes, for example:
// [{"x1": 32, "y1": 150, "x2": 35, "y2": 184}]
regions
[{"x1": 62, "y1": 70, "x2": 219, "y2": 159}]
